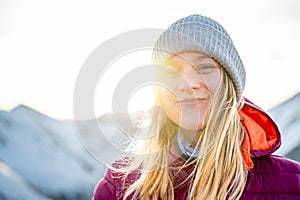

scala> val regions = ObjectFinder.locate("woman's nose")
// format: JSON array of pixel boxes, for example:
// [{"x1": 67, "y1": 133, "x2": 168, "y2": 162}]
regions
[{"x1": 179, "y1": 67, "x2": 202, "y2": 90}]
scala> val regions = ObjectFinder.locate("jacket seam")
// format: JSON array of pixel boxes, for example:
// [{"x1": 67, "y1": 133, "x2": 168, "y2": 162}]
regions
[
  {"x1": 243, "y1": 191, "x2": 300, "y2": 195},
  {"x1": 249, "y1": 171, "x2": 300, "y2": 175},
  {"x1": 105, "y1": 169, "x2": 117, "y2": 200}
]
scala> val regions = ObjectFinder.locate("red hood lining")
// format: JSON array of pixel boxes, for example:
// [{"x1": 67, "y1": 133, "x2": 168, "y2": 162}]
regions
[{"x1": 239, "y1": 99, "x2": 281, "y2": 169}]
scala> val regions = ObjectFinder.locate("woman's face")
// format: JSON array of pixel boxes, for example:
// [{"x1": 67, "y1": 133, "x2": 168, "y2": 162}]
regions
[{"x1": 160, "y1": 51, "x2": 222, "y2": 131}]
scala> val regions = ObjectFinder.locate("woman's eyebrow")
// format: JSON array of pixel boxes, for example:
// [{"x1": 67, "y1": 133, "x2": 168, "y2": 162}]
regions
[
  {"x1": 192, "y1": 55, "x2": 212, "y2": 61},
  {"x1": 178, "y1": 55, "x2": 214, "y2": 64},
  {"x1": 177, "y1": 54, "x2": 209, "y2": 62},
  {"x1": 166, "y1": 54, "x2": 213, "y2": 65},
  {"x1": 196, "y1": 54, "x2": 211, "y2": 59}
]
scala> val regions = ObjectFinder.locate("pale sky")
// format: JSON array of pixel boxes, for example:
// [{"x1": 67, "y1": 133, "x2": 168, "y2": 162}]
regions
[{"x1": 1, "y1": 0, "x2": 300, "y2": 119}]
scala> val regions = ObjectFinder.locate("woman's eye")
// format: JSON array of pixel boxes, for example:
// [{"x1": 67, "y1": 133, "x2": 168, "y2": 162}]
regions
[{"x1": 196, "y1": 65, "x2": 216, "y2": 73}]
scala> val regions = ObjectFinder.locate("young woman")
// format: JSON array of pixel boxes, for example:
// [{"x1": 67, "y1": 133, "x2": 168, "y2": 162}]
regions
[{"x1": 92, "y1": 14, "x2": 300, "y2": 200}]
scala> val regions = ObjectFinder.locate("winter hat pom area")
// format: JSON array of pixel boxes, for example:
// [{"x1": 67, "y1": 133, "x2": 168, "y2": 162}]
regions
[{"x1": 152, "y1": 14, "x2": 246, "y2": 104}]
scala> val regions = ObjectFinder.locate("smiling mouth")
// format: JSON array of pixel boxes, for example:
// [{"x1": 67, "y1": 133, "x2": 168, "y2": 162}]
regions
[{"x1": 177, "y1": 98, "x2": 208, "y2": 103}]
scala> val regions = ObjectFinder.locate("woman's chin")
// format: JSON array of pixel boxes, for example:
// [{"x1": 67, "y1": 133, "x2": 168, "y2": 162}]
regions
[{"x1": 179, "y1": 121, "x2": 206, "y2": 132}]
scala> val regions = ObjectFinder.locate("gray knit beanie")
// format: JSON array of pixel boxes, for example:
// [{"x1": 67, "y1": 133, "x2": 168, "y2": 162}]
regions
[{"x1": 152, "y1": 14, "x2": 246, "y2": 103}]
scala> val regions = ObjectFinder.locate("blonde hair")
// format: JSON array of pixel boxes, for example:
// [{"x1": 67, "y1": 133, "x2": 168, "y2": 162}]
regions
[{"x1": 119, "y1": 67, "x2": 248, "y2": 200}]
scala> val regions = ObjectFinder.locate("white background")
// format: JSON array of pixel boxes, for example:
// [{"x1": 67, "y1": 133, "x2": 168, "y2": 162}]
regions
[{"x1": 1, "y1": 0, "x2": 300, "y2": 119}]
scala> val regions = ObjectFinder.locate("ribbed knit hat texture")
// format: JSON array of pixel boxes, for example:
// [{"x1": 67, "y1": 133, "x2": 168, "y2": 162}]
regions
[{"x1": 152, "y1": 14, "x2": 246, "y2": 103}]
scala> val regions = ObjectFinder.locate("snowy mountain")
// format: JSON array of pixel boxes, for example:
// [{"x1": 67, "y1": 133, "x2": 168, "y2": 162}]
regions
[
  {"x1": 0, "y1": 105, "x2": 107, "y2": 200},
  {"x1": 0, "y1": 92, "x2": 299, "y2": 199},
  {"x1": 268, "y1": 92, "x2": 300, "y2": 161}
]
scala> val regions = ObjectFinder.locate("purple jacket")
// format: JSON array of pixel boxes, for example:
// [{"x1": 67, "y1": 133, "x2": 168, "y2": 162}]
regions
[{"x1": 92, "y1": 100, "x2": 300, "y2": 200}]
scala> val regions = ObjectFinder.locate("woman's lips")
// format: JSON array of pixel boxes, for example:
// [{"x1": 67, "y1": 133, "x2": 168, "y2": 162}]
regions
[{"x1": 177, "y1": 98, "x2": 208, "y2": 104}]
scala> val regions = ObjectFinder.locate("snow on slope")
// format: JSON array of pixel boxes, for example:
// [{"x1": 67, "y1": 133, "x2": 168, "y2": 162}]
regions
[
  {"x1": 0, "y1": 105, "x2": 106, "y2": 199},
  {"x1": 0, "y1": 161, "x2": 50, "y2": 200},
  {"x1": 268, "y1": 92, "x2": 300, "y2": 157}
]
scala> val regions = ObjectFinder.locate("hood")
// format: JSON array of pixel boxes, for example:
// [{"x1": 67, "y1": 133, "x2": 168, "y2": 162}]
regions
[{"x1": 239, "y1": 98, "x2": 281, "y2": 169}]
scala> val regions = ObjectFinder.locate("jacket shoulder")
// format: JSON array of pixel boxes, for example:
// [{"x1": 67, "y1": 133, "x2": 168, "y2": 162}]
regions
[
  {"x1": 92, "y1": 168, "x2": 117, "y2": 200},
  {"x1": 242, "y1": 155, "x2": 300, "y2": 199},
  {"x1": 251, "y1": 154, "x2": 300, "y2": 174},
  {"x1": 93, "y1": 160, "x2": 141, "y2": 200}
]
